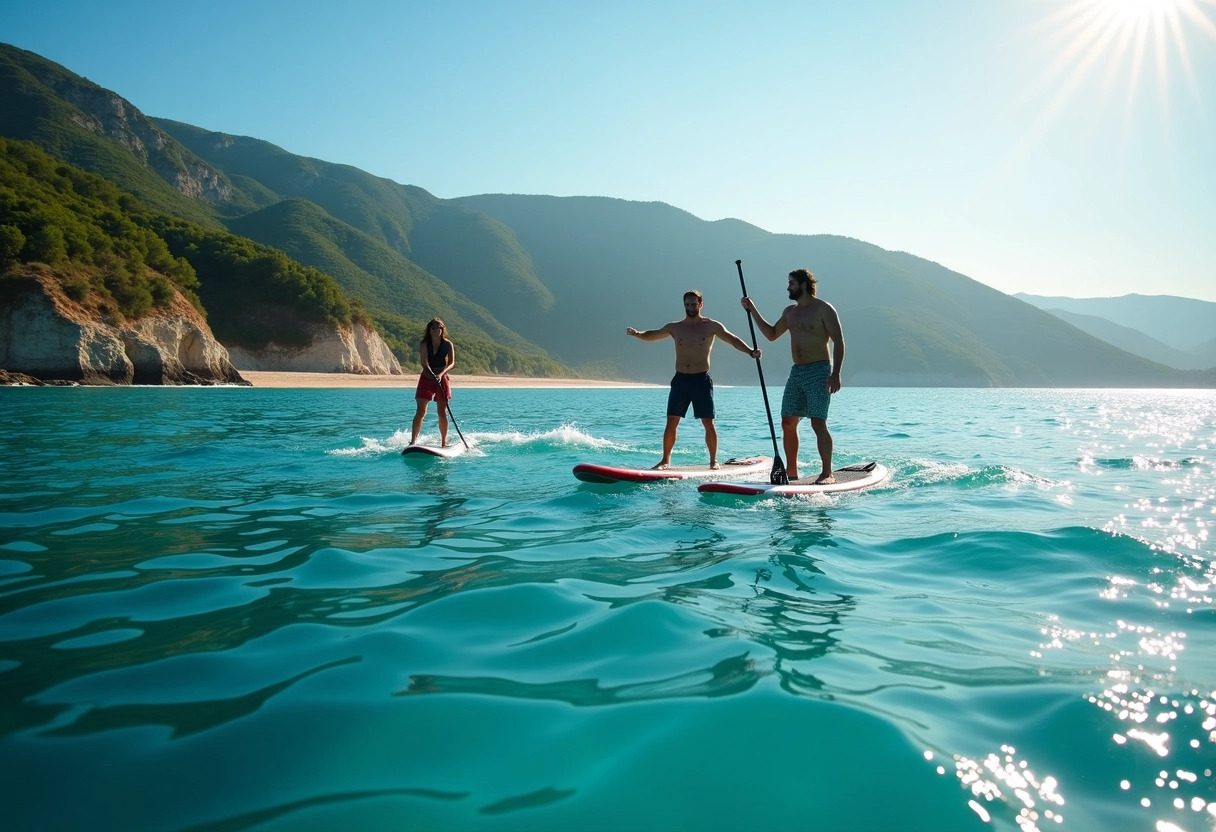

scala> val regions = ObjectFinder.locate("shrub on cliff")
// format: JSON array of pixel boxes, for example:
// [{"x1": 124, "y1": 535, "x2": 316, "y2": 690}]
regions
[{"x1": 0, "y1": 224, "x2": 25, "y2": 269}]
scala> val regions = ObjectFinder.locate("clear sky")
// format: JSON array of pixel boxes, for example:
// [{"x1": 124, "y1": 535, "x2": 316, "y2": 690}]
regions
[{"x1": 4, "y1": 0, "x2": 1215, "y2": 301}]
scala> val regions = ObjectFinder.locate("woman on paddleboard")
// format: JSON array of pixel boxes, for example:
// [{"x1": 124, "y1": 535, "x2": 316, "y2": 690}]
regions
[{"x1": 410, "y1": 318, "x2": 456, "y2": 447}]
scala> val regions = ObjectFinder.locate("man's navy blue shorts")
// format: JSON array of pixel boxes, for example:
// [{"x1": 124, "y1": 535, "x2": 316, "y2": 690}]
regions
[{"x1": 667, "y1": 371, "x2": 714, "y2": 419}]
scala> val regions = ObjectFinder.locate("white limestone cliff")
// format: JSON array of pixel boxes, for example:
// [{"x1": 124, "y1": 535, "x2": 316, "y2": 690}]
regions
[
  {"x1": 0, "y1": 275, "x2": 246, "y2": 385},
  {"x1": 226, "y1": 320, "x2": 403, "y2": 375}
]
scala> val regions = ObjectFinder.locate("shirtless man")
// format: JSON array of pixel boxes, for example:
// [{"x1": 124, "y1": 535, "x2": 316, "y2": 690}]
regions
[
  {"x1": 627, "y1": 290, "x2": 761, "y2": 469},
  {"x1": 741, "y1": 268, "x2": 845, "y2": 483}
]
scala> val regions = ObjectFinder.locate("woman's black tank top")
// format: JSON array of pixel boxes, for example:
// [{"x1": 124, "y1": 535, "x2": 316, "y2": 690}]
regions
[{"x1": 425, "y1": 339, "x2": 451, "y2": 373}]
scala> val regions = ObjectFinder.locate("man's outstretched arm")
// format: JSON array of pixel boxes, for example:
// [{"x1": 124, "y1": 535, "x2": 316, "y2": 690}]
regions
[{"x1": 626, "y1": 325, "x2": 672, "y2": 342}]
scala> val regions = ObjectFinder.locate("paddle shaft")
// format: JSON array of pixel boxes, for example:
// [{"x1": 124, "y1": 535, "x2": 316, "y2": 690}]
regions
[
  {"x1": 430, "y1": 368, "x2": 469, "y2": 449},
  {"x1": 736, "y1": 260, "x2": 788, "y2": 484}
]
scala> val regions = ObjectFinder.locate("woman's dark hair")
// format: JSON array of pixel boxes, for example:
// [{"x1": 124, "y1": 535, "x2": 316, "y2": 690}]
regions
[{"x1": 420, "y1": 318, "x2": 446, "y2": 344}]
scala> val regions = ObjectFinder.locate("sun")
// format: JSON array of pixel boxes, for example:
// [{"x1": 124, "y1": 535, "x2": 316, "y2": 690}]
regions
[
  {"x1": 1101, "y1": 0, "x2": 1193, "y2": 22},
  {"x1": 1028, "y1": 0, "x2": 1216, "y2": 120}
]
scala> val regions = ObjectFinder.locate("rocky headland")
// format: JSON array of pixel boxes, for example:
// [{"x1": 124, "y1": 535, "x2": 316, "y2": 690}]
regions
[
  {"x1": 0, "y1": 274, "x2": 404, "y2": 385},
  {"x1": 0, "y1": 274, "x2": 246, "y2": 385}
]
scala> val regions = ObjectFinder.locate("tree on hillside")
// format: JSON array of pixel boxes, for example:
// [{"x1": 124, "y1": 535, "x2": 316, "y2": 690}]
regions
[{"x1": 0, "y1": 138, "x2": 202, "y2": 319}]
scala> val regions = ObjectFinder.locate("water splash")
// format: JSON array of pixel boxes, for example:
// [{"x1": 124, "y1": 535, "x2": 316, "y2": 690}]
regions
[
  {"x1": 327, "y1": 423, "x2": 628, "y2": 458},
  {"x1": 471, "y1": 424, "x2": 629, "y2": 451}
]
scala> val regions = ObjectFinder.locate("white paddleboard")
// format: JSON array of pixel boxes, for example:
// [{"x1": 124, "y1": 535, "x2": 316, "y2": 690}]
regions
[
  {"x1": 401, "y1": 443, "x2": 467, "y2": 459},
  {"x1": 698, "y1": 462, "x2": 889, "y2": 496},
  {"x1": 573, "y1": 456, "x2": 772, "y2": 484}
]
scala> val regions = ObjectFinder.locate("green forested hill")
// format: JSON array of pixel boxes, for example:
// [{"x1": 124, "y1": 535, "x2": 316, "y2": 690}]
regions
[
  {"x1": 225, "y1": 198, "x2": 494, "y2": 335},
  {"x1": 224, "y1": 199, "x2": 570, "y2": 374},
  {"x1": 0, "y1": 136, "x2": 200, "y2": 318},
  {"x1": 0, "y1": 45, "x2": 244, "y2": 226},
  {"x1": 0, "y1": 42, "x2": 568, "y2": 376},
  {"x1": 0, "y1": 138, "x2": 566, "y2": 376},
  {"x1": 0, "y1": 137, "x2": 357, "y2": 352},
  {"x1": 154, "y1": 118, "x2": 556, "y2": 330}
]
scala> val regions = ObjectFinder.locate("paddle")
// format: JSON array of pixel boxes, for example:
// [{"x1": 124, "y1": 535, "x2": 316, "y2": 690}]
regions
[
  {"x1": 429, "y1": 368, "x2": 469, "y2": 450},
  {"x1": 736, "y1": 259, "x2": 789, "y2": 485}
]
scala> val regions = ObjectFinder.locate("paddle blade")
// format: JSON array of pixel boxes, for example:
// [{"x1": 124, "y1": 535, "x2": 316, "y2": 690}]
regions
[{"x1": 770, "y1": 457, "x2": 790, "y2": 485}]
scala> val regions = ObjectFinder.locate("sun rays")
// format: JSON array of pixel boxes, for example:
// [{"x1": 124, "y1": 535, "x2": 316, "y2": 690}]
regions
[{"x1": 1028, "y1": 0, "x2": 1216, "y2": 123}]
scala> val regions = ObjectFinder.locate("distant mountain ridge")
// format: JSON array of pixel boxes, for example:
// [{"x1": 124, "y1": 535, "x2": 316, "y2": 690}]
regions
[
  {"x1": 1040, "y1": 308, "x2": 1210, "y2": 370},
  {"x1": 1017, "y1": 293, "x2": 1216, "y2": 370},
  {"x1": 2, "y1": 41, "x2": 1212, "y2": 387}
]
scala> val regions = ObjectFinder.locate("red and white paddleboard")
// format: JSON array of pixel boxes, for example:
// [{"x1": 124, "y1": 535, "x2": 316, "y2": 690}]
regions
[
  {"x1": 573, "y1": 456, "x2": 772, "y2": 484},
  {"x1": 698, "y1": 462, "x2": 889, "y2": 496}
]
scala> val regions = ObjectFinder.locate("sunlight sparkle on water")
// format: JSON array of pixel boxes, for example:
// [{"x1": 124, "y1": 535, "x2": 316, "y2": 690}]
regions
[
  {"x1": 1092, "y1": 680, "x2": 1216, "y2": 824},
  {"x1": 949, "y1": 744, "x2": 1066, "y2": 832}
]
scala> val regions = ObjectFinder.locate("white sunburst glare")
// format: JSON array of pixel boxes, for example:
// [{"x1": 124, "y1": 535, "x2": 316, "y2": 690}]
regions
[{"x1": 1016, "y1": 0, "x2": 1216, "y2": 160}]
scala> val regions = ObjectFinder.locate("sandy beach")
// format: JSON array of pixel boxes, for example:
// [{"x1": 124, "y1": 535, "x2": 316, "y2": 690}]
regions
[{"x1": 238, "y1": 371, "x2": 657, "y2": 389}]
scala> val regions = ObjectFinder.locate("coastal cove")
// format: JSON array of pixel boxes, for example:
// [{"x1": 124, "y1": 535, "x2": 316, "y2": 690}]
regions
[{"x1": 1, "y1": 385, "x2": 1214, "y2": 832}]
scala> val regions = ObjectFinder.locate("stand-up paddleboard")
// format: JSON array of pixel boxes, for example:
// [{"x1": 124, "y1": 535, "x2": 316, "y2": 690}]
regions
[
  {"x1": 573, "y1": 456, "x2": 771, "y2": 484},
  {"x1": 698, "y1": 462, "x2": 889, "y2": 496},
  {"x1": 402, "y1": 443, "x2": 467, "y2": 459}
]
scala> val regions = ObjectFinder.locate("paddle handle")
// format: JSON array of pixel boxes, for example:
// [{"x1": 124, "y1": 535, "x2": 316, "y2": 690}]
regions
[
  {"x1": 736, "y1": 260, "x2": 786, "y2": 483},
  {"x1": 737, "y1": 261, "x2": 764, "y2": 362}
]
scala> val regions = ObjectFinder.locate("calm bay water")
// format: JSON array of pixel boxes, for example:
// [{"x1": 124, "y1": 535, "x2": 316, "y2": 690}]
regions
[{"x1": 1, "y1": 385, "x2": 1214, "y2": 832}]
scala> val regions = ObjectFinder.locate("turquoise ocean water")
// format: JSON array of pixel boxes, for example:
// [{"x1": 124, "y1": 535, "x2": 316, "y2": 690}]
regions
[{"x1": 1, "y1": 385, "x2": 1214, "y2": 832}]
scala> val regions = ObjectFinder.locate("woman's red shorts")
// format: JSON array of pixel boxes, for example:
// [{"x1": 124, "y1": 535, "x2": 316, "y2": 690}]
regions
[{"x1": 415, "y1": 372, "x2": 451, "y2": 402}]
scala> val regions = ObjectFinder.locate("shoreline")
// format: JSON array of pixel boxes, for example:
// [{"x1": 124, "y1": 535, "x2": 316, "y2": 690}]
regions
[{"x1": 238, "y1": 371, "x2": 659, "y2": 389}]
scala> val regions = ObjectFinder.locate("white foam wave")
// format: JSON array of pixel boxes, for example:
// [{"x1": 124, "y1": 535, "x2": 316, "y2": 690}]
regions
[
  {"x1": 328, "y1": 429, "x2": 483, "y2": 457},
  {"x1": 908, "y1": 459, "x2": 972, "y2": 484},
  {"x1": 327, "y1": 423, "x2": 628, "y2": 458},
  {"x1": 470, "y1": 423, "x2": 629, "y2": 450}
]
